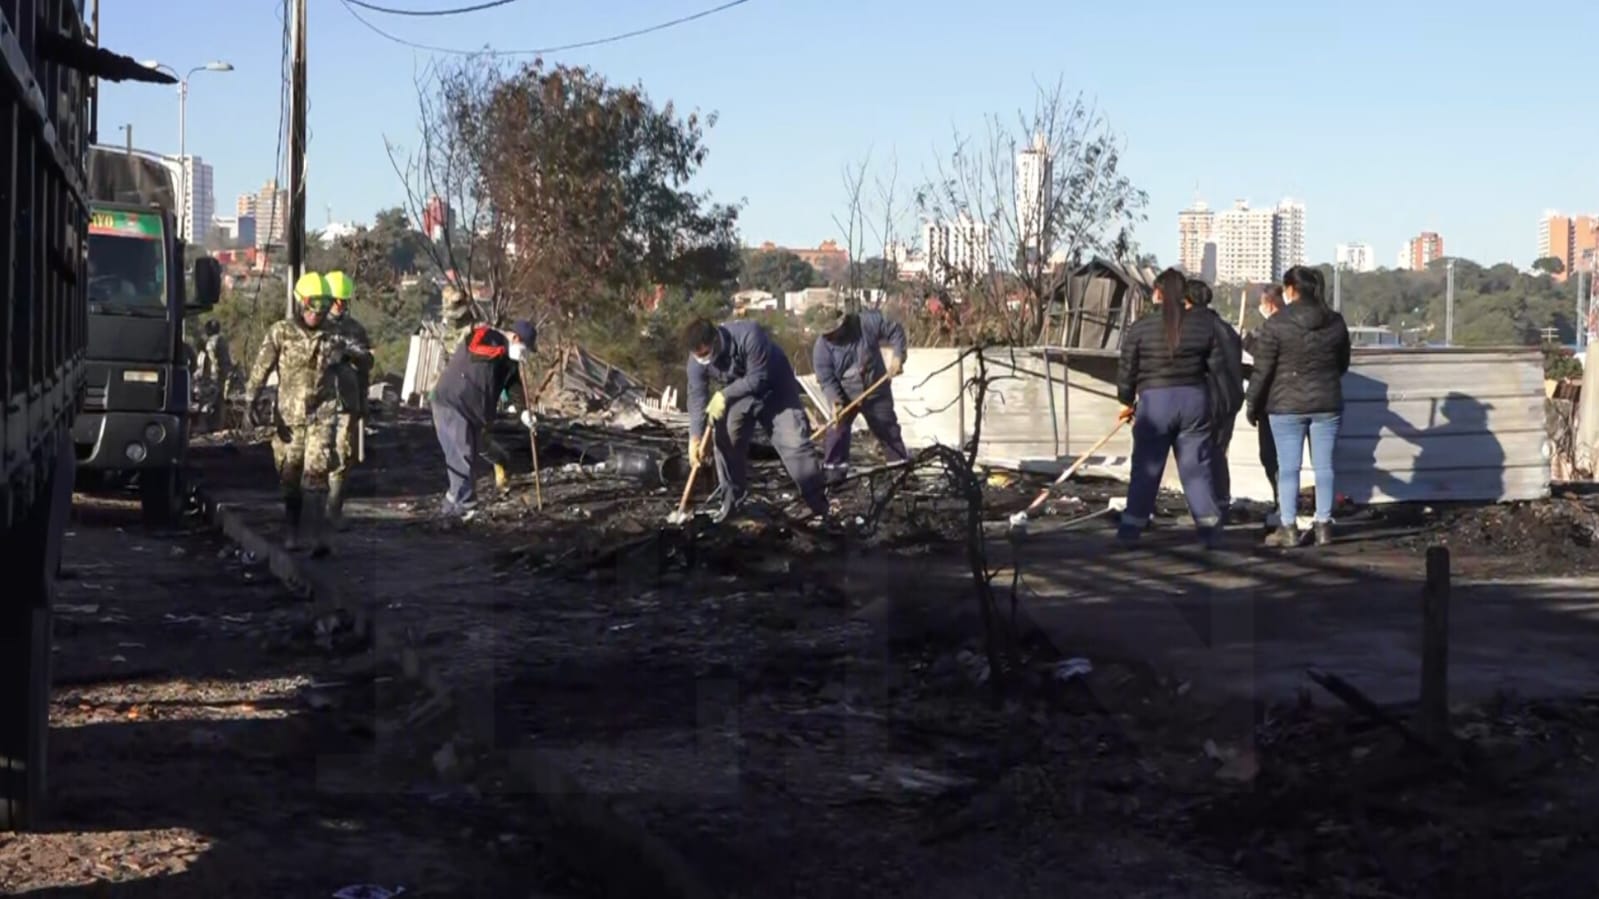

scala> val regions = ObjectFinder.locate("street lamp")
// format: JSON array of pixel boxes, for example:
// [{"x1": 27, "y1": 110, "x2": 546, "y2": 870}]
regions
[{"x1": 140, "y1": 60, "x2": 234, "y2": 241}]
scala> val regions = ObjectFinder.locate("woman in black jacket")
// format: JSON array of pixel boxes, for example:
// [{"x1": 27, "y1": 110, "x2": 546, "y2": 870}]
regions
[
  {"x1": 1244, "y1": 266, "x2": 1351, "y2": 548},
  {"x1": 1115, "y1": 268, "x2": 1230, "y2": 548}
]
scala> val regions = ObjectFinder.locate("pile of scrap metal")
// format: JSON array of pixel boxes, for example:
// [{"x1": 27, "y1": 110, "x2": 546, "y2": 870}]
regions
[{"x1": 537, "y1": 344, "x2": 687, "y2": 431}]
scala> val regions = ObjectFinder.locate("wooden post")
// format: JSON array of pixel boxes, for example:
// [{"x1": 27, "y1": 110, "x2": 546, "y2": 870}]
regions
[{"x1": 1420, "y1": 546, "x2": 1451, "y2": 745}]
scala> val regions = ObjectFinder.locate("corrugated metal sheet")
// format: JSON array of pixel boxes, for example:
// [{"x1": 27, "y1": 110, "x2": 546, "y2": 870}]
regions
[{"x1": 890, "y1": 346, "x2": 1551, "y2": 505}]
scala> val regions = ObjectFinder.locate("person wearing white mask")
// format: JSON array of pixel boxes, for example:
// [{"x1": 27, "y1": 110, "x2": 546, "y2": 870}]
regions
[
  {"x1": 1246, "y1": 285, "x2": 1285, "y2": 529},
  {"x1": 682, "y1": 316, "x2": 827, "y2": 522},
  {"x1": 429, "y1": 318, "x2": 536, "y2": 519}
]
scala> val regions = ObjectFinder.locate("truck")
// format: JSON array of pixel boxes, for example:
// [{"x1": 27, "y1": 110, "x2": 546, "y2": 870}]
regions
[
  {"x1": 77, "y1": 145, "x2": 221, "y2": 521},
  {"x1": 3, "y1": 0, "x2": 181, "y2": 830}
]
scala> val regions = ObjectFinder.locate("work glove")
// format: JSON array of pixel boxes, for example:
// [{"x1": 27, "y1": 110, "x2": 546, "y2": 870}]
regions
[
  {"x1": 1246, "y1": 408, "x2": 1260, "y2": 428},
  {"x1": 688, "y1": 435, "x2": 707, "y2": 466},
  {"x1": 1116, "y1": 404, "x2": 1136, "y2": 424},
  {"x1": 886, "y1": 356, "x2": 903, "y2": 378},
  {"x1": 519, "y1": 409, "x2": 537, "y2": 430},
  {"x1": 705, "y1": 391, "x2": 727, "y2": 422},
  {"x1": 245, "y1": 396, "x2": 266, "y2": 428}
]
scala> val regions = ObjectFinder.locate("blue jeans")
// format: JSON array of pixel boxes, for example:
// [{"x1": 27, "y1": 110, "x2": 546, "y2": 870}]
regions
[{"x1": 1268, "y1": 412, "x2": 1341, "y2": 525}]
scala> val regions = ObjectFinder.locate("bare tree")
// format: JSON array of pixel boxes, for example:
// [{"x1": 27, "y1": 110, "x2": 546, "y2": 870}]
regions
[
  {"x1": 918, "y1": 80, "x2": 1147, "y2": 344},
  {"x1": 833, "y1": 152, "x2": 913, "y2": 308},
  {"x1": 385, "y1": 57, "x2": 513, "y2": 325}
]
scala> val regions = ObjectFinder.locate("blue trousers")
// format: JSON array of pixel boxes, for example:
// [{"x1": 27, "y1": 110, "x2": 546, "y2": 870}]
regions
[
  {"x1": 1269, "y1": 412, "x2": 1341, "y2": 525},
  {"x1": 431, "y1": 402, "x2": 479, "y2": 512},
  {"x1": 712, "y1": 395, "x2": 828, "y2": 517},
  {"x1": 1121, "y1": 385, "x2": 1221, "y2": 532},
  {"x1": 822, "y1": 390, "x2": 909, "y2": 479}
]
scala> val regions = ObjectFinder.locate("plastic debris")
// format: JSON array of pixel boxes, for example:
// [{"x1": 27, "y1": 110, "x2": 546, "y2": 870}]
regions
[{"x1": 1053, "y1": 657, "x2": 1093, "y2": 682}]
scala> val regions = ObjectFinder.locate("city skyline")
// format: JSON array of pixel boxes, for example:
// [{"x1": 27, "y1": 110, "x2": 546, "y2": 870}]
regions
[{"x1": 97, "y1": 1, "x2": 1599, "y2": 279}]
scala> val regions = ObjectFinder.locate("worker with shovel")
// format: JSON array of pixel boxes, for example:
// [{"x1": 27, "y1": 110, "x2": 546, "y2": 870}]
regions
[
  {"x1": 682, "y1": 317, "x2": 828, "y2": 523},
  {"x1": 812, "y1": 300, "x2": 909, "y2": 486},
  {"x1": 430, "y1": 319, "x2": 537, "y2": 521}
]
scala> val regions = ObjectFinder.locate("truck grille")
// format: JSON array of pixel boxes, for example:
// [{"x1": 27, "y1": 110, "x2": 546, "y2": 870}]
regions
[{"x1": 82, "y1": 383, "x2": 108, "y2": 411}]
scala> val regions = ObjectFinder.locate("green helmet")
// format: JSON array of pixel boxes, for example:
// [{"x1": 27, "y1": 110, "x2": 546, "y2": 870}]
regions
[{"x1": 325, "y1": 270, "x2": 354, "y2": 302}]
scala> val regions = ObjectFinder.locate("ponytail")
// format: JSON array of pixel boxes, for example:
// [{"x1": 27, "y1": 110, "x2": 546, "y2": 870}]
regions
[{"x1": 1154, "y1": 267, "x2": 1188, "y2": 355}]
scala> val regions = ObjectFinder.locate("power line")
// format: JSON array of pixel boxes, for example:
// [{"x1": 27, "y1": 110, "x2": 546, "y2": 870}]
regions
[
  {"x1": 344, "y1": 0, "x2": 523, "y2": 15},
  {"x1": 338, "y1": 0, "x2": 752, "y2": 56},
  {"x1": 249, "y1": 0, "x2": 293, "y2": 314}
]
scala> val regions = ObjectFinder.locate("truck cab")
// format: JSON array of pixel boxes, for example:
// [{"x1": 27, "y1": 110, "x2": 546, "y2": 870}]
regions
[{"x1": 76, "y1": 148, "x2": 221, "y2": 521}]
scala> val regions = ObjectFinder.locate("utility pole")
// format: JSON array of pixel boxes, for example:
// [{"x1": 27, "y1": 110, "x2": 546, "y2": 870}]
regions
[
  {"x1": 118, "y1": 123, "x2": 132, "y2": 155},
  {"x1": 285, "y1": 0, "x2": 309, "y2": 317},
  {"x1": 1576, "y1": 270, "x2": 1588, "y2": 353},
  {"x1": 1444, "y1": 258, "x2": 1455, "y2": 347},
  {"x1": 1333, "y1": 264, "x2": 1342, "y2": 313}
]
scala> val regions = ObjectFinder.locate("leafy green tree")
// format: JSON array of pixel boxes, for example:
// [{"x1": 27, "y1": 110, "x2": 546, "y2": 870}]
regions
[
  {"x1": 1533, "y1": 256, "x2": 1566, "y2": 276},
  {"x1": 739, "y1": 248, "x2": 818, "y2": 295}
]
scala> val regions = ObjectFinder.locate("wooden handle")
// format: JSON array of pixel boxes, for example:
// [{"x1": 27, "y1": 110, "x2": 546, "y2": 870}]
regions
[
  {"x1": 1022, "y1": 419, "x2": 1126, "y2": 516},
  {"x1": 822, "y1": 370, "x2": 895, "y2": 432},
  {"x1": 676, "y1": 428, "x2": 716, "y2": 514}
]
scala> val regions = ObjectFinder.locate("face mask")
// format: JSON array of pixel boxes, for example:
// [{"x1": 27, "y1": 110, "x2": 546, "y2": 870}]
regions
[
  {"x1": 692, "y1": 353, "x2": 713, "y2": 366},
  {"x1": 508, "y1": 342, "x2": 526, "y2": 362}
]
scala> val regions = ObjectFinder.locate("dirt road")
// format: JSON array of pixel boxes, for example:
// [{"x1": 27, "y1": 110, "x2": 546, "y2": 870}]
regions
[{"x1": 0, "y1": 496, "x2": 589, "y2": 898}]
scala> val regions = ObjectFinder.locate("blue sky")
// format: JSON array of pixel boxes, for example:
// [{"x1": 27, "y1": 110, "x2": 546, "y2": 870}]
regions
[{"x1": 99, "y1": 0, "x2": 1598, "y2": 269}]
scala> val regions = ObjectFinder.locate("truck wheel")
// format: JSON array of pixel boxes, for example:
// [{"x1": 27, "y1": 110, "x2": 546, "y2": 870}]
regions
[
  {"x1": 139, "y1": 468, "x2": 185, "y2": 526},
  {"x1": 1, "y1": 444, "x2": 67, "y2": 832},
  {"x1": 0, "y1": 603, "x2": 51, "y2": 831}
]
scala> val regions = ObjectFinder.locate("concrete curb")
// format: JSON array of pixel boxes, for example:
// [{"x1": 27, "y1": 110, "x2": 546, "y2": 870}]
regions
[{"x1": 194, "y1": 487, "x2": 719, "y2": 899}]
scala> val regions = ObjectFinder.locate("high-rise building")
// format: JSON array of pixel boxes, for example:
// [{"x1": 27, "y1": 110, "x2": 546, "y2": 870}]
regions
[
  {"x1": 1213, "y1": 200, "x2": 1277, "y2": 284},
  {"x1": 1406, "y1": 231, "x2": 1445, "y2": 271},
  {"x1": 1271, "y1": 198, "x2": 1306, "y2": 279},
  {"x1": 1177, "y1": 200, "x2": 1214, "y2": 279},
  {"x1": 1015, "y1": 132, "x2": 1052, "y2": 254},
  {"x1": 1537, "y1": 211, "x2": 1598, "y2": 281},
  {"x1": 249, "y1": 179, "x2": 287, "y2": 249},
  {"x1": 922, "y1": 217, "x2": 992, "y2": 284},
  {"x1": 179, "y1": 156, "x2": 214, "y2": 242},
  {"x1": 422, "y1": 195, "x2": 453, "y2": 241},
  {"x1": 1187, "y1": 197, "x2": 1303, "y2": 284},
  {"x1": 1335, "y1": 242, "x2": 1376, "y2": 273}
]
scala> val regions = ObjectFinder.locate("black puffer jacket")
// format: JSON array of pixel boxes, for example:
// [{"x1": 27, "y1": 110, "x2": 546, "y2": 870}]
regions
[
  {"x1": 1116, "y1": 309, "x2": 1229, "y2": 407},
  {"x1": 1202, "y1": 308, "x2": 1245, "y2": 423},
  {"x1": 1245, "y1": 301, "x2": 1352, "y2": 419}
]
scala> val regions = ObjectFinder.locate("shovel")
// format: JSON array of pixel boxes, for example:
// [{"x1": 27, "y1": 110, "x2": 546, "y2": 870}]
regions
[
  {"x1": 666, "y1": 428, "x2": 715, "y2": 526},
  {"x1": 820, "y1": 370, "x2": 895, "y2": 434},
  {"x1": 1008, "y1": 419, "x2": 1126, "y2": 536}
]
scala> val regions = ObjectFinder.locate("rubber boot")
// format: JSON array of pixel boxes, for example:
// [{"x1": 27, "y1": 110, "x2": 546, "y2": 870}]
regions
[
  {"x1": 493, "y1": 463, "x2": 509, "y2": 493},
  {"x1": 327, "y1": 477, "x2": 349, "y2": 532},
  {"x1": 303, "y1": 489, "x2": 332, "y2": 558},
  {"x1": 283, "y1": 492, "x2": 304, "y2": 551}
]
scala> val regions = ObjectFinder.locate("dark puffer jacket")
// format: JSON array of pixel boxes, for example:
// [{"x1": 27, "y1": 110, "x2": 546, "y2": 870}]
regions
[
  {"x1": 1116, "y1": 309, "x2": 1229, "y2": 407},
  {"x1": 1245, "y1": 301, "x2": 1352, "y2": 419}
]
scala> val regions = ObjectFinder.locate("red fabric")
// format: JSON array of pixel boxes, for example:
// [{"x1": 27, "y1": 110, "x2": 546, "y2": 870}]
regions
[{"x1": 466, "y1": 325, "x2": 505, "y2": 360}]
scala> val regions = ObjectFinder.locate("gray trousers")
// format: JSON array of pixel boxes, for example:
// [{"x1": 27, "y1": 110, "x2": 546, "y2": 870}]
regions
[
  {"x1": 712, "y1": 395, "x2": 828, "y2": 517},
  {"x1": 431, "y1": 402, "x2": 479, "y2": 511}
]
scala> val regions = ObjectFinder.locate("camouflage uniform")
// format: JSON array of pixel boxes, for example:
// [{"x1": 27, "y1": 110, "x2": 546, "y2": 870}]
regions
[
  {"x1": 245, "y1": 318, "x2": 365, "y2": 506},
  {"x1": 328, "y1": 312, "x2": 372, "y2": 492},
  {"x1": 194, "y1": 331, "x2": 232, "y2": 431}
]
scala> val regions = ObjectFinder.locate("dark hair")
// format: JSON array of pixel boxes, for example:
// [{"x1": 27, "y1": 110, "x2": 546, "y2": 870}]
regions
[
  {"x1": 1261, "y1": 284, "x2": 1285, "y2": 308},
  {"x1": 1183, "y1": 279, "x2": 1214, "y2": 308},
  {"x1": 1283, "y1": 266, "x2": 1325, "y2": 306},
  {"x1": 681, "y1": 318, "x2": 718, "y2": 354},
  {"x1": 1154, "y1": 267, "x2": 1188, "y2": 354}
]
